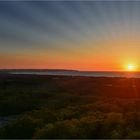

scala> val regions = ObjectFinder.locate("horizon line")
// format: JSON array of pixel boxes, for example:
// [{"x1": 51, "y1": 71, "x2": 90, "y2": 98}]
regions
[{"x1": 0, "y1": 68, "x2": 140, "y2": 72}]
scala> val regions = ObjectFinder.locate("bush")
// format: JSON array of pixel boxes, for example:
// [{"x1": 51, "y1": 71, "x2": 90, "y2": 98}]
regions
[
  {"x1": 34, "y1": 119, "x2": 80, "y2": 139},
  {"x1": 0, "y1": 116, "x2": 42, "y2": 139}
]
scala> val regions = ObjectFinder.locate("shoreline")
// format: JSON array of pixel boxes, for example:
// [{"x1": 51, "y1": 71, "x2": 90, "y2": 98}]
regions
[{"x1": 1, "y1": 73, "x2": 140, "y2": 79}]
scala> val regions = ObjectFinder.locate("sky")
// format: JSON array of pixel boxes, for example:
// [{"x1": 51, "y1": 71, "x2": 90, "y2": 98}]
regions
[{"x1": 1, "y1": 1, "x2": 140, "y2": 71}]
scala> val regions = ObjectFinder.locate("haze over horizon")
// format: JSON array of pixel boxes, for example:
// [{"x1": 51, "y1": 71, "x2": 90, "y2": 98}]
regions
[{"x1": 1, "y1": 1, "x2": 140, "y2": 71}]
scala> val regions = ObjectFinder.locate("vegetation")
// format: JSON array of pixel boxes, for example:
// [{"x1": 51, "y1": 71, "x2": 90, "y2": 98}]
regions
[{"x1": 0, "y1": 74, "x2": 140, "y2": 138}]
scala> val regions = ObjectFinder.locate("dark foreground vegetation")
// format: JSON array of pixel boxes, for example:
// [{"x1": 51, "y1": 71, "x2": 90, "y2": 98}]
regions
[{"x1": 0, "y1": 74, "x2": 140, "y2": 138}]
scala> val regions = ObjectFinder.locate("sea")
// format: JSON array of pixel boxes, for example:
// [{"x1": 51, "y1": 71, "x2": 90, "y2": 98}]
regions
[{"x1": 8, "y1": 70, "x2": 140, "y2": 78}]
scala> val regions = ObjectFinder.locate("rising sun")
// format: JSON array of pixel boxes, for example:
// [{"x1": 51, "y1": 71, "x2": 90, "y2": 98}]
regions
[{"x1": 127, "y1": 64, "x2": 137, "y2": 71}]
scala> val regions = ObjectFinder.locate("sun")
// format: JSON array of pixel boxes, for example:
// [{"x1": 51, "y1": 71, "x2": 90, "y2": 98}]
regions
[{"x1": 127, "y1": 64, "x2": 136, "y2": 71}]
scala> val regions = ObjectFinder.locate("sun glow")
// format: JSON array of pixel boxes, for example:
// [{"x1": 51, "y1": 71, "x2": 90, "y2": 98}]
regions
[{"x1": 127, "y1": 64, "x2": 137, "y2": 71}]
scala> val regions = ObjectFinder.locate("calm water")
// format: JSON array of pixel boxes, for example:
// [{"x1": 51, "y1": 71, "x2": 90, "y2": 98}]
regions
[{"x1": 10, "y1": 71, "x2": 140, "y2": 78}]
